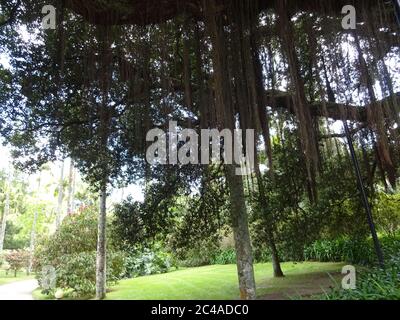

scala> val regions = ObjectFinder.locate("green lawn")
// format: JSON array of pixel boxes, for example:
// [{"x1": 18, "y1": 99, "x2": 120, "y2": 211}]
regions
[
  {"x1": 0, "y1": 269, "x2": 34, "y2": 286},
  {"x1": 106, "y1": 262, "x2": 344, "y2": 300}
]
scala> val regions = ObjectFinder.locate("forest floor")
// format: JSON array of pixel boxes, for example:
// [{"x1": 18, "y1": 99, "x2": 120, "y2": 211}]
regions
[{"x1": 105, "y1": 262, "x2": 344, "y2": 300}]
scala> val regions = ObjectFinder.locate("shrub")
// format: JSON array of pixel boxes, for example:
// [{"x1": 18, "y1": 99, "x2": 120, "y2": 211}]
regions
[
  {"x1": 34, "y1": 206, "x2": 125, "y2": 298},
  {"x1": 177, "y1": 245, "x2": 216, "y2": 267},
  {"x1": 39, "y1": 251, "x2": 126, "y2": 297},
  {"x1": 304, "y1": 235, "x2": 400, "y2": 265},
  {"x1": 5, "y1": 249, "x2": 30, "y2": 276},
  {"x1": 374, "y1": 192, "x2": 400, "y2": 236},
  {"x1": 123, "y1": 247, "x2": 172, "y2": 278},
  {"x1": 211, "y1": 249, "x2": 236, "y2": 265},
  {"x1": 323, "y1": 254, "x2": 400, "y2": 300},
  {"x1": 253, "y1": 249, "x2": 272, "y2": 263}
]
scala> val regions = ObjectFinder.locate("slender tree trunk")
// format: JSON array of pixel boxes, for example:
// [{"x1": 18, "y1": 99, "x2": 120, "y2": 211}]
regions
[
  {"x1": 269, "y1": 235, "x2": 284, "y2": 277},
  {"x1": 0, "y1": 170, "x2": 11, "y2": 253},
  {"x1": 96, "y1": 184, "x2": 107, "y2": 300},
  {"x1": 56, "y1": 161, "x2": 65, "y2": 229},
  {"x1": 257, "y1": 161, "x2": 284, "y2": 277},
  {"x1": 95, "y1": 24, "x2": 112, "y2": 300},
  {"x1": 28, "y1": 173, "x2": 42, "y2": 274},
  {"x1": 28, "y1": 210, "x2": 39, "y2": 274},
  {"x1": 225, "y1": 165, "x2": 256, "y2": 300},
  {"x1": 66, "y1": 159, "x2": 74, "y2": 214},
  {"x1": 71, "y1": 167, "x2": 76, "y2": 213},
  {"x1": 0, "y1": 210, "x2": 6, "y2": 253},
  {"x1": 254, "y1": 166, "x2": 284, "y2": 277}
]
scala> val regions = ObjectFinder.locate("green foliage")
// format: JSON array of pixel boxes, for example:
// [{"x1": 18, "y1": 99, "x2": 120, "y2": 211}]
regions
[
  {"x1": 122, "y1": 246, "x2": 172, "y2": 278},
  {"x1": 175, "y1": 239, "x2": 221, "y2": 268},
  {"x1": 4, "y1": 249, "x2": 30, "y2": 276},
  {"x1": 374, "y1": 192, "x2": 400, "y2": 236},
  {"x1": 48, "y1": 251, "x2": 125, "y2": 297},
  {"x1": 3, "y1": 221, "x2": 29, "y2": 250},
  {"x1": 252, "y1": 249, "x2": 272, "y2": 263},
  {"x1": 211, "y1": 248, "x2": 236, "y2": 265},
  {"x1": 111, "y1": 199, "x2": 159, "y2": 248},
  {"x1": 304, "y1": 235, "x2": 400, "y2": 265},
  {"x1": 34, "y1": 207, "x2": 124, "y2": 297},
  {"x1": 324, "y1": 254, "x2": 400, "y2": 300},
  {"x1": 251, "y1": 132, "x2": 321, "y2": 262},
  {"x1": 304, "y1": 238, "x2": 372, "y2": 264},
  {"x1": 36, "y1": 206, "x2": 98, "y2": 261}
]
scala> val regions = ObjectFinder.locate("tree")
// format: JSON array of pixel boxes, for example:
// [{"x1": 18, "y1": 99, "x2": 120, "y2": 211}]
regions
[
  {"x1": 34, "y1": 206, "x2": 125, "y2": 298},
  {"x1": 0, "y1": 166, "x2": 28, "y2": 253},
  {"x1": 0, "y1": 0, "x2": 399, "y2": 300},
  {"x1": 66, "y1": 159, "x2": 75, "y2": 214},
  {"x1": 0, "y1": 167, "x2": 11, "y2": 253},
  {"x1": 5, "y1": 249, "x2": 29, "y2": 277},
  {"x1": 55, "y1": 161, "x2": 64, "y2": 229}
]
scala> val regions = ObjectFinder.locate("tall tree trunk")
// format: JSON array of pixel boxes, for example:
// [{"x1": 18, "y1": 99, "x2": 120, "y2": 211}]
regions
[
  {"x1": 55, "y1": 161, "x2": 64, "y2": 229},
  {"x1": 225, "y1": 166, "x2": 256, "y2": 300},
  {"x1": 28, "y1": 174, "x2": 41, "y2": 274},
  {"x1": 71, "y1": 167, "x2": 76, "y2": 213},
  {"x1": 253, "y1": 163, "x2": 284, "y2": 277},
  {"x1": 95, "y1": 24, "x2": 112, "y2": 300},
  {"x1": 96, "y1": 183, "x2": 107, "y2": 300},
  {"x1": 66, "y1": 159, "x2": 74, "y2": 214},
  {"x1": 0, "y1": 169, "x2": 11, "y2": 253},
  {"x1": 28, "y1": 210, "x2": 39, "y2": 275},
  {"x1": 204, "y1": 0, "x2": 256, "y2": 300}
]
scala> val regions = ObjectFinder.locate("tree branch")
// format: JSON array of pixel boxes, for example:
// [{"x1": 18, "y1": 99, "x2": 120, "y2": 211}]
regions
[{"x1": 265, "y1": 90, "x2": 400, "y2": 123}]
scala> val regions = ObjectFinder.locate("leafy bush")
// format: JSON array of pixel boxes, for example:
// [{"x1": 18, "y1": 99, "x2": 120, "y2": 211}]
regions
[
  {"x1": 0, "y1": 253, "x2": 4, "y2": 267},
  {"x1": 252, "y1": 249, "x2": 272, "y2": 263},
  {"x1": 374, "y1": 192, "x2": 400, "y2": 236},
  {"x1": 304, "y1": 238, "x2": 372, "y2": 264},
  {"x1": 43, "y1": 251, "x2": 125, "y2": 297},
  {"x1": 323, "y1": 254, "x2": 400, "y2": 300},
  {"x1": 177, "y1": 243, "x2": 219, "y2": 267},
  {"x1": 304, "y1": 235, "x2": 400, "y2": 265},
  {"x1": 36, "y1": 206, "x2": 98, "y2": 262},
  {"x1": 34, "y1": 207, "x2": 125, "y2": 297},
  {"x1": 178, "y1": 247, "x2": 239, "y2": 267},
  {"x1": 211, "y1": 249, "x2": 236, "y2": 265},
  {"x1": 123, "y1": 247, "x2": 171, "y2": 278},
  {"x1": 380, "y1": 235, "x2": 400, "y2": 257},
  {"x1": 5, "y1": 249, "x2": 30, "y2": 276}
]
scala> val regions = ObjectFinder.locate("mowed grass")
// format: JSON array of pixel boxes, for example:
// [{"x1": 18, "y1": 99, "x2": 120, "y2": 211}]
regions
[
  {"x1": 0, "y1": 269, "x2": 34, "y2": 286},
  {"x1": 106, "y1": 262, "x2": 344, "y2": 300}
]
